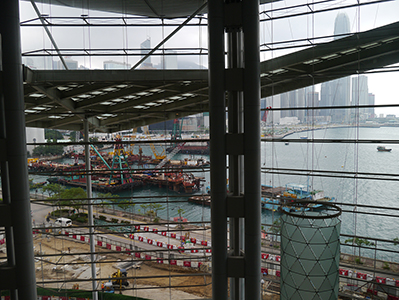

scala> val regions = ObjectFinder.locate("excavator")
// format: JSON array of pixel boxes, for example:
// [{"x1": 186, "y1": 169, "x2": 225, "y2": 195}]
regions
[{"x1": 111, "y1": 268, "x2": 129, "y2": 289}]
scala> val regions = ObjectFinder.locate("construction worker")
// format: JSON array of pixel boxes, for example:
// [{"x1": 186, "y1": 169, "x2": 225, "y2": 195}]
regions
[{"x1": 101, "y1": 282, "x2": 104, "y2": 291}]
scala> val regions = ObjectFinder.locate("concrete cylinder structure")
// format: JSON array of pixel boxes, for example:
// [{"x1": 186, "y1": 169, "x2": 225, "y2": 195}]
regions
[{"x1": 280, "y1": 203, "x2": 341, "y2": 300}]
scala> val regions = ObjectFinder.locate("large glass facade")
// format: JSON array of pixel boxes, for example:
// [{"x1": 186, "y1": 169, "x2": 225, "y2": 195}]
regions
[{"x1": 1, "y1": 0, "x2": 399, "y2": 298}]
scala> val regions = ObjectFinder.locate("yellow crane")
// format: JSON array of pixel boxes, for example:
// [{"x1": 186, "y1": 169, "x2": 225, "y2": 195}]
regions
[
  {"x1": 150, "y1": 143, "x2": 166, "y2": 160},
  {"x1": 143, "y1": 125, "x2": 166, "y2": 160}
]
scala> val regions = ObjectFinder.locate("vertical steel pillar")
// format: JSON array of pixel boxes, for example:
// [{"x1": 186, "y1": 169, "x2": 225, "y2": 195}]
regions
[
  {"x1": 209, "y1": 0, "x2": 228, "y2": 299},
  {"x1": 84, "y1": 119, "x2": 98, "y2": 300},
  {"x1": 242, "y1": 1, "x2": 261, "y2": 298},
  {"x1": 227, "y1": 18, "x2": 245, "y2": 300},
  {"x1": 0, "y1": 0, "x2": 37, "y2": 299},
  {"x1": 209, "y1": 0, "x2": 261, "y2": 299}
]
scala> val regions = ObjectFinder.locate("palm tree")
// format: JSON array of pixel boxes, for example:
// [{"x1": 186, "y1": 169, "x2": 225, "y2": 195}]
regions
[{"x1": 345, "y1": 237, "x2": 375, "y2": 264}]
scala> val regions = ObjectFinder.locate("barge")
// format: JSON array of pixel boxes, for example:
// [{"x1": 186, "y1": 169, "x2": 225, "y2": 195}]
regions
[{"x1": 261, "y1": 183, "x2": 335, "y2": 212}]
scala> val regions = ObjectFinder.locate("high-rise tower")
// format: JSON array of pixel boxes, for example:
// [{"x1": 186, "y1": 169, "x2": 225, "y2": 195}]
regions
[
  {"x1": 140, "y1": 38, "x2": 153, "y2": 69},
  {"x1": 320, "y1": 13, "x2": 351, "y2": 123},
  {"x1": 334, "y1": 12, "x2": 351, "y2": 38}
]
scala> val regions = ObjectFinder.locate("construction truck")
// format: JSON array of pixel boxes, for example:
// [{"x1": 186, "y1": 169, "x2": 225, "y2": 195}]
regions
[{"x1": 111, "y1": 268, "x2": 129, "y2": 289}]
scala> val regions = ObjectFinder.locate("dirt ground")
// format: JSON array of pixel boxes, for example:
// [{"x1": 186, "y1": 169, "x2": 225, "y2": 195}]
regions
[{"x1": 32, "y1": 234, "x2": 212, "y2": 299}]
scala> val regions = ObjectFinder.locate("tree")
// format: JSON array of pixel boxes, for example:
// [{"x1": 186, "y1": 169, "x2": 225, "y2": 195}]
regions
[
  {"x1": 89, "y1": 136, "x2": 104, "y2": 148},
  {"x1": 269, "y1": 218, "x2": 281, "y2": 245},
  {"x1": 152, "y1": 203, "x2": 165, "y2": 219},
  {"x1": 270, "y1": 218, "x2": 281, "y2": 235},
  {"x1": 176, "y1": 207, "x2": 185, "y2": 229},
  {"x1": 147, "y1": 203, "x2": 164, "y2": 222},
  {"x1": 177, "y1": 207, "x2": 185, "y2": 220},
  {"x1": 43, "y1": 183, "x2": 64, "y2": 198},
  {"x1": 117, "y1": 199, "x2": 131, "y2": 214},
  {"x1": 45, "y1": 129, "x2": 64, "y2": 140},
  {"x1": 345, "y1": 237, "x2": 375, "y2": 264},
  {"x1": 140, "y1": 204, "x2": 149, "y2": 216},
  {"x1": 69, "y1": 131, "x2": 83, "y2": 142},
  {"x1": 43, "y1": 183, "x2": 65, "y2": 211},
  {"x1": 97, "y1": 192, "x2": 118, "y2": 212},
  {"x1": 32, "y1": 140, "x2": 64, "y2": 156},
  {"x1": 58, "y1": 187, "x2": 87, "y2": 214}
]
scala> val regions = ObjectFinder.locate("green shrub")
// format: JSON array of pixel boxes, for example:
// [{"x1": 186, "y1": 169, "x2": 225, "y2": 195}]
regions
[
  {"x1": 120, "y1": 220, "x2": 130, "y2": 224},
  {"x1": 99, "y1": 215, "x2": 107, "y2": 221},
  {"x1": 111, "y1": 218, "x2": 119, "y2": 223},
  {"x1": 383, "y1": 262, "x2": 390, "y2": 270},
  {"x1": 76, "y1": 217, "x2": 87, "y2": 223},
  {"x1": 51, "y1": 209, "x2": 69, "y2": 217},
  {"x1": 77, "y1": 212, "x2": 88, "y2": 218}
]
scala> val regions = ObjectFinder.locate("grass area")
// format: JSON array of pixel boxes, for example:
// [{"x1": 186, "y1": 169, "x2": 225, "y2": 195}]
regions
[{"x1": 1, "y1": 287, "x2": 149, "y2": 300}]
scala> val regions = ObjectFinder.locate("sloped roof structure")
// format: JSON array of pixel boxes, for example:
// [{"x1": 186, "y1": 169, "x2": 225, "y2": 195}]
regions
[{"x1": 23, "y1": 21, "x2": 399, "y2": 132}]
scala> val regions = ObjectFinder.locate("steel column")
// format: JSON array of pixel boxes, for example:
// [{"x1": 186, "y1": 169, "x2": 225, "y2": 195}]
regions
[
  {"x1": 0, "y1": 0, "x2": 37, "y2": 298},
  {"x1": 209, "y1": 0, "x2": 228, "y2": 299},
  {"x1": 243, "y1": 0, "x2": 261, "y2": 299},
  {"x1": 227, "y1": 27, "x2": 245, "y2": 300},
  {"x1": 0, "y1": 95, "x2": 17, "y2": 300},
  {"x1": 84, "y1": 119, "x2": 98, "y2": 300},
  {"x1": 209, "y1": 0, "x2": 261, "y2": 299}
]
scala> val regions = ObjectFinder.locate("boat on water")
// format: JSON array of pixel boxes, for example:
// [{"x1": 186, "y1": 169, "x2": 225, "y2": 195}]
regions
[
  {"x1": 261, "y1": 183, "x2": 334, "y2": 213},
  {"x1": 377, "y1": 146, "x2": 392, "y2": 152},
  {"x1": 188, "y1": 183, "x2": 334, "y2": 212},
  {"x1": 188, "y1": 194, "x2": 211, "y2": 206}
]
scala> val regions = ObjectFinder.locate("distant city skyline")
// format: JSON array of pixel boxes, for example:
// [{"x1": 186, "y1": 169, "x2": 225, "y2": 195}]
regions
[{"x1": 18, "y1": 0, "x2": 399, "y2": 117}]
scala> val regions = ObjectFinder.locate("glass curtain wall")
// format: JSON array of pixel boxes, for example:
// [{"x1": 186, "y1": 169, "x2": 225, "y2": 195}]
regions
[{"x1": 11, "y1": 0, "x2": 399, "y2": 299}]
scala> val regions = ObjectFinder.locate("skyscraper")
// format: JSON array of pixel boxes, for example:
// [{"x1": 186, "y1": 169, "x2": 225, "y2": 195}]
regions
[
  {"x1": 161, "y1": 50, "x2": 178, "y2": 69},
  {"x1": 140, "y1": 38, "x2": 153, "y2": 69},
  {"x1": 368, "y1": 93, "x2": 376, "y2": 118},
  {"x1": 334, "y1": 12, "x2": 351, "y2": 38},
  {"x1": 320, "y1": 12, "x2": 351, "y2": 123},
  {"x1": 352, "y1": 75, "x2": 370, "y2": 119}
]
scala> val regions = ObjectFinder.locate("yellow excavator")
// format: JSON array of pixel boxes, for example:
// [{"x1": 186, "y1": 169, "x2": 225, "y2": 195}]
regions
[{"x1": 111, "y1": 268, "x2": 129, "y2": 289}]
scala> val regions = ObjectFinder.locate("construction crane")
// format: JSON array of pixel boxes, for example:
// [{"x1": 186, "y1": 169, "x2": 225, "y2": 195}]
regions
[
  {"x1": 142, "y1": 125, "x2": 167, "y2": 160},
  {"x1": 262, "y1": 106, "x2": 272, "y2": 124},
  {"x1": 171, "y1": 118, "x2": 182, "y2": 140},
  {"x1": 155, "y1": 142, "x2": 186, "y2": 169},
  {"x1": 150, "y1": 143, "x2": 166, "y2": 160}
]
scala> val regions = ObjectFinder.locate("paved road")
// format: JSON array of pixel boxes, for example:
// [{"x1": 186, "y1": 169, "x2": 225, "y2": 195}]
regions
[{"x1": 31, "y1": 202, "x2": 52, "y2": 225}]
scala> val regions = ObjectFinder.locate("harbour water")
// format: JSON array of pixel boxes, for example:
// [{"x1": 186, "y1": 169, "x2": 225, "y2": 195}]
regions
[
  {"x1": 31, "y1": 126, "x2": 399, "y2": 262},
  {"x1": 262, "y1": 126, "x2": 399, "y2": 262}
]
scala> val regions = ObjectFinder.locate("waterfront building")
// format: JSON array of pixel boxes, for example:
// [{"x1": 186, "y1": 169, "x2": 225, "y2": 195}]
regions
[
  {"x1": 57, "y1": 56, "x2": 78, "y2": 70},
  {"x1": 22, "y1": 56, "x2": 54, "y2": 70},
  {"x1": 368, "y1": 93, "x2": 376, "y2": 117},
  {"x1": 161, "y1": 50, "x2": 178, "y2": 69},
  {"x1": 103, "y1": 60, "x2": 131, "y2": 69},
  {"x1": 26, "y1": 127, "x2": 45, "y2": 155}
]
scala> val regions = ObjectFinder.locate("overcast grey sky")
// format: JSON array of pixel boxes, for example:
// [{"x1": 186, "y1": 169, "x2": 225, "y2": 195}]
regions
[{"x1": 19, "y1": 0, "x2": 399, "y2": 116}]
